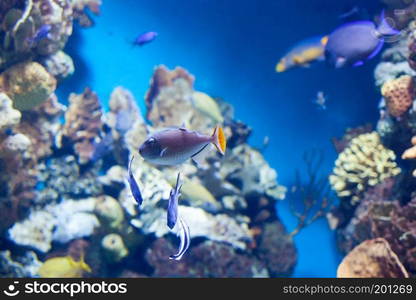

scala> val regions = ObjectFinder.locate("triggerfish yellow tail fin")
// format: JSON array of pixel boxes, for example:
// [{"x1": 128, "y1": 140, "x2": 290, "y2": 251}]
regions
[{"x1": 212, "y1": 125, "x2": 226, "y2": 155}]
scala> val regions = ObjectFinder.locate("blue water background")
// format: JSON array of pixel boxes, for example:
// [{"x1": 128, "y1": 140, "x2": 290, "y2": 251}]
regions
[{"x1": 57, "y1": 0, "x2": 384, "y2": 277}]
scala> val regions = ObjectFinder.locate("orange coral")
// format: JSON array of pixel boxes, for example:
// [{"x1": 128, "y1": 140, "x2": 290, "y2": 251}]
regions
[
  {"x1": 381, "y1": 75, "x2": 414, "y2": 118},
  {"x1": 402, "y1": 136, "x2": 416, "y2": 176}
]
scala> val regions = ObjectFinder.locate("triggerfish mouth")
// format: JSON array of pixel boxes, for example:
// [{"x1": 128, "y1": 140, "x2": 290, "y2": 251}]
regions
[
  {"x1": 276, "y1": 35, "x2": 328, "y2": 72},
  {"x1": 139, "y1": 125, "x2": 226, "y2": 166}
]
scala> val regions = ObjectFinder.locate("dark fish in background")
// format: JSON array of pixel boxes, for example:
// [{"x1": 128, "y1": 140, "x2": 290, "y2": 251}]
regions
[
  {"x1": 167, "y1": 173, "x2": 182, "y2": 230},
  {"x1": 169, "y1": 216, "x2": 190, "y2": 261},
  {"x1": 127, "y1": 156, "x2": 143, "y2": 206},
  {"x1": 133, "y1": 31, "x2": 158, "y2": 46},
  {"x1": 325, "y1": 10, "x2": 400, "y2": 68},
  {"x1": 28, "y1": 24, "x2": 52, "y2": 45},
  {"x1": 139, "y1": 125, "x2": 226, "y2": 166}
]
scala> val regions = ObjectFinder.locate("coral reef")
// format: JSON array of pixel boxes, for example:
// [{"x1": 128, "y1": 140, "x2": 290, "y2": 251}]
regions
[
  {"x1": 0, "y1": 0, "x2": 73, "y2": 70},
  {"x1": 337, "y1": 238, "x2": 409, "y2": 278},
  {"x1": 0, "y1": 51, "x2": 293, "y2": 277},
  {"x1": 329, "y1": 132, "x2": 400, "y2": 206}
]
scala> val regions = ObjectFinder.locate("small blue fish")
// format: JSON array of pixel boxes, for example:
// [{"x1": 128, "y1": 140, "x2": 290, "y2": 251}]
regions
[
  {"x1": 133, "y1": 31, "x2": 158, "y2": 46},
  {"x1": 28, "y1": 24, "x2": 52, "y2": 45},
  {"x1": 127, "y1": 156, "x2": 143, "y2": 206},
  {"x1": 167, "y1": 173, "x2": 182, "y2": 230},
  {"x1": 169, "y1": 216, "x2": 190, "y2": 261}
]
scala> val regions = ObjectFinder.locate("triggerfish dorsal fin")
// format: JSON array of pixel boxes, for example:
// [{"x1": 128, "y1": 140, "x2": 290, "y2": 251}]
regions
[{"x1": 211, "y1": 125, "x2": 226, "y2": 155}]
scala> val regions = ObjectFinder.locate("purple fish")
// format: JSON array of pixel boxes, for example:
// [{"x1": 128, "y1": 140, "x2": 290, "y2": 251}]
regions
[
  {"x1": 127, "y1": 156, "x2": 143, "y2": 206},
  {"x1": 167, "y1": 172, "x2": 182, "y2": 230},
  {"x1": 325, "y1": 10, "x2": 399, "y2": 68},
  {"x1": 169, "y1": 216, "x2": 190, "y2": 261},
  {"x1": 28, "y1": 24, "x2": 52, "y2": 45},
  {"x1": 133, "y1": 31, "x2": 158, "y2": 46},
  {"x1": 139, "y1": 126, "x2": 226, "y2": 166}
]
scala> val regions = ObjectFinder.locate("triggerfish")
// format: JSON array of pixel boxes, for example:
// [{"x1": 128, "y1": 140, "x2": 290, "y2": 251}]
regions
[
  {"x1": 325, "y1": 11, "x2": 400, "y2": 68},
  {"x1": 276, "y1": 36, "x2": 328, "y2": 72},
  {"x1": 139, "y1": 125, "x2": 226, "y2": 166}
]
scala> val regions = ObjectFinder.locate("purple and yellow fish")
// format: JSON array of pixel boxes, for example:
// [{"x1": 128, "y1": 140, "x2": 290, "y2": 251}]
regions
[
  {"x1": 139, "y1": 125, "x2": 226, "y2": 166},
  {"x1": 276, "y1": 35, "x2": 328, "y2": 73},
  {"x1": 325, "y1": 11, "x2": 400, "y2": 68}
]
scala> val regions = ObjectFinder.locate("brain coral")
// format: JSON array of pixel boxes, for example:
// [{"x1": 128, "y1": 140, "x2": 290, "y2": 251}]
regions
[
  {"x1": 329, "y1": 132, "x2": 401, "y2": 205},
  {"x1": 381, "y1": 75, "x2": 414, "y2": 118}
]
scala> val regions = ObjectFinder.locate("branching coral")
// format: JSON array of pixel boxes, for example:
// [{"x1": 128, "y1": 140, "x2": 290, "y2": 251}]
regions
[
  {"x1": 381, "y1": 75, "x2": 414, "y2": 118},
  {"x1": 329, "y1": 132, "x2": 401, "y2": 205},
  {"x1": 288, "y1": 150, "x2": 333, "y2": 236}
]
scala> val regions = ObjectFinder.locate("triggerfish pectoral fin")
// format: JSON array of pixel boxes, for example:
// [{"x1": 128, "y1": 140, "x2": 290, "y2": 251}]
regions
[
  {"x1": 211, "y1": 125, "x2": 226, "y2": 155},
  {"x1": 128, "y1": 156, "x2": 144, "y2": 206}
]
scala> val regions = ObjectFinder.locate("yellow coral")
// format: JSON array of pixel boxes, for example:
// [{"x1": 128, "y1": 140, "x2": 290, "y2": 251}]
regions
[{"x1": 329, "y1": 132, "x2": 400, "y2": 205}]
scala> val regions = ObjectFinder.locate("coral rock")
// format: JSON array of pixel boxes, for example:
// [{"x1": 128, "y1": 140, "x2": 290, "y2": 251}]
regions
[
  {"x1": 337, "y1": 238, "x2": 409, "y2": 278},
  {"x1": 101, "y1": 233, "x2": 129, "y2": 263},
  {"x1": 337, "y1": 179, "x2": 416, "y2": 276},
  {"x1": 0, "y1": 92, "x2": 21, "y2": 130},
  {"x1": 0, "y1": 61, "x2": 57, "y2": 111},
  {"x1": 329, "y1": 132, "x2": 400, "y2": 205},
  {"x1": 145, "y1": 238, "x2": 268, "y2": 278},
  {"x1": 61, "y1": 87, "x2": 103, "y2": 164},
  {"x1": 145, "y1": 65, "x2": 194, "y2": 117},
  {"x1": 381, "y1": 75, "x2": 414, "y2": 118},
  {"x1": 39, "y1": 50, "x2": 74, "y2": 80}
]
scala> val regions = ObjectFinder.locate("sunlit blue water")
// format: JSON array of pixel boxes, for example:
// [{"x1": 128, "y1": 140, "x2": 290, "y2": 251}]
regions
[{"x1": 57, "y1": 0, "x2": 384, "y2": 277}]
